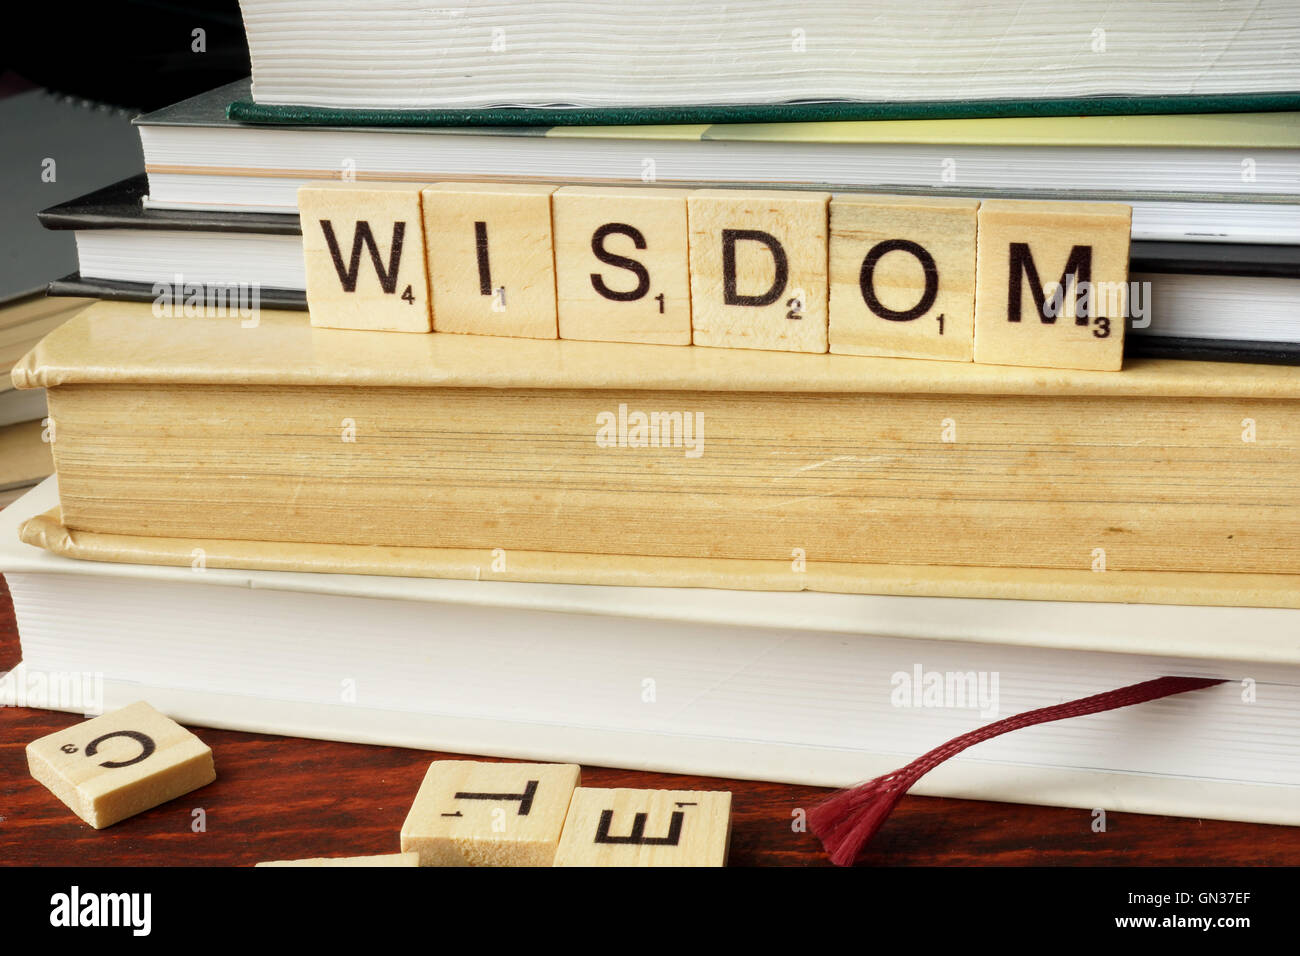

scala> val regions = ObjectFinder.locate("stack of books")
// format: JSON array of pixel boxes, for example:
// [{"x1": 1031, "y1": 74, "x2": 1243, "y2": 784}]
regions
[{"x1": 7, "y1": 1, "x2": 1300, "y2": 834}]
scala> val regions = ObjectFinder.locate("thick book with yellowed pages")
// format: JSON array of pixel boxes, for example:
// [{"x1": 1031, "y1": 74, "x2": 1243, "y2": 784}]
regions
[{"x1": 13, "y1": 301, "x2": 1300, "y2": 604}]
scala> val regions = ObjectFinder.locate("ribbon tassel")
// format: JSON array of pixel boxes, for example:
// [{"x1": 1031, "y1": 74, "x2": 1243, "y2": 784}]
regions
[{"x1": 809, "y1": 675, "x2": 1228, "y2": 866}]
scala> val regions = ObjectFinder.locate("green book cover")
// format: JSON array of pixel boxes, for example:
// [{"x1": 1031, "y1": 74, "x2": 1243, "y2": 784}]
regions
[{"x1": 228, "y1": 93, "x2": 1300, "y2": 131}]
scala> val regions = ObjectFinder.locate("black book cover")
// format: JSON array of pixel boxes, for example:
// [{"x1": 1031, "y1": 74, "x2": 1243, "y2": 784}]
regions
[{"x1": 48, "y1": 273, "x2": 307, "y2": 311}]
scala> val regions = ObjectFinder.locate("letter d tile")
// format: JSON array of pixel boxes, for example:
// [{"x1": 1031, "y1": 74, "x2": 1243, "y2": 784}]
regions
[{"x1": 688, "y1": 189, "x2": 830, "y2": 353}]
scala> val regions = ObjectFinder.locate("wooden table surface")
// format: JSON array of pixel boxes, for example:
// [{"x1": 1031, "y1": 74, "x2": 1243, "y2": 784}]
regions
[{"x1": 1, "y1": 575, "x2": 1297, "y2": 867}]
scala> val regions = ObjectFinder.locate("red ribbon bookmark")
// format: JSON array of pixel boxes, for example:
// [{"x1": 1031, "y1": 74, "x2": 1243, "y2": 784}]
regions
[{"x1": 809, "y1": 675, "x2": 1228, "y2": 866}]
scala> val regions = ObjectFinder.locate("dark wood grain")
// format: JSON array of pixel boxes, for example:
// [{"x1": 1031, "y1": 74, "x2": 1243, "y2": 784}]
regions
[{"x1": 1, "y1": 574, "x2": 1297, "y2": 866}]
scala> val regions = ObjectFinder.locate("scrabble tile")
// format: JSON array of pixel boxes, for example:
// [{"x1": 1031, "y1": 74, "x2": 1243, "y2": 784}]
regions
[
  {"x1": 299, "y1": 181, "x2": 433, "y2": 333},
  {"x1": 553, "y1": 186, "x2": 692, "y2": 345},
  {"x1": 829, "y1": 195, "x2": 979, "y2": 361},
  {"x1": 256, "y1": 852, "x2": 419, "y2": 868},
  {"x1": 552, "y1": 788, "x2": 731, "y2": 867},
  {"x1": 26, "y1": 701, "x2": 215, "y2": 829},
  {"x1": 400, "y1": 760, "x2": 579, "y2": 866},
  {"x1": 422, "y1": 183, "x2": 558, "y2": 339},
  {"x1": 973, "y1": 199, "x2": 1131, "y2": 371},
  {"x1": 688, "y1": 189, "x2": 830, "y2": 353}
]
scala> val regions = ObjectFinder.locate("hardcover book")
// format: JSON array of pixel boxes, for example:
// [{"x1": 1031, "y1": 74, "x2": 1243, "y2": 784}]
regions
[
  {"x1": 13, "y1": 301, "x2": 1300, "y2": 603},
  {"x1": 233, "y1": 0, "x2": 1300, "y2": 120}
]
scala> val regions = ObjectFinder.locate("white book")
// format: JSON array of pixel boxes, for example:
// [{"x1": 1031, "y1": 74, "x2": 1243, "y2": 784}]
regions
[
  {"x1": 3, "y1": 478, "x2": 1298, "y2": 825},
  {"x1": 239, "y1": 0, "x2": 1300, "y2": 110}
]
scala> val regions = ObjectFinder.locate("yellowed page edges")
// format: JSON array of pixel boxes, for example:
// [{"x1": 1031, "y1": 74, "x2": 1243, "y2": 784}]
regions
[{"x1": 19, "y1": 510, "x2": 1300, "y2": 611}]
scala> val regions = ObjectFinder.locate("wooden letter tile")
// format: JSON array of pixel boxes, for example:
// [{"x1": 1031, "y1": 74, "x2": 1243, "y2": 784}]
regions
[
  {"x1": 688, "y1": 189, "x2": 830, "y2": 353},
  {"x1": 256, "y1": 852, "x2": 420, "y2": 867},
  {"x1": 829, "y1": 195, "x2": 978, "y2": 361},
  {"x1": 299, "y1": 181, "x2": 433, "y2": 333},
  {"x1": 26, "y1": 701, "x2": 216, "y2": 829},
  {"x1": 552, "y1": 788, "x2": 731, "y2": 867},
  {"x1": 400, "y1": 760, "x2": 579, "y2": 866},
  {"x1": 553, "y1": 186, "x2": 692, "y2": 345},
  {"x1": 421, "y1": 183, "x2": 558, "y2": 338},
  {"x1": 973, "y1": 199, "x2": 1131, "y2": 371}
]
